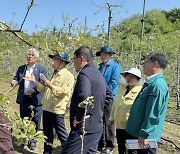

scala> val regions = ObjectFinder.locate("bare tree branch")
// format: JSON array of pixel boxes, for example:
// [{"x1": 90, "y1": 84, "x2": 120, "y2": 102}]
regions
[
  {"x1": 20, "y1": 0, "x2": 35, "y2": 31},
  {"x1": 0, "y1": 21, "x2": 21, "y2": 32},
  {"x1": 0, "y1": 0, "x2": 35, "y2": 33},
  {"x1": 0, "y1": 21, "x2": 35, "y2": 47}
]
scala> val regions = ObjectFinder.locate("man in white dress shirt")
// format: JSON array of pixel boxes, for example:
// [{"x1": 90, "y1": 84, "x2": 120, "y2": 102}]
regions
[{"x1": 11, "y1": 48, "x2": 47, "y2": 150}]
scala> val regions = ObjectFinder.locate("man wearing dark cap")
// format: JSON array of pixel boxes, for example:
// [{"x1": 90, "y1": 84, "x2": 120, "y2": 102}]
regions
[
  {"x1": 96, "y1": 46, "x2": 122, "y2": 154},
  {"x1": 24, "y1": 52, "x2": 74, "y2": 154}
]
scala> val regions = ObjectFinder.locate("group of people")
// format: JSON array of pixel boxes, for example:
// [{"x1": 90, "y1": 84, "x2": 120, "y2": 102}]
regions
[{"x1": 1, "y1": 45, "x2": 169, "y2": 154}]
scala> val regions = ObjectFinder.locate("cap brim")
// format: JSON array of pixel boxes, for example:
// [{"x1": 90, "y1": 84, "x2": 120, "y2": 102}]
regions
[
  {"x1": 120, "y1": 72, "x2": 128, "y2": 78},
  {"x1": 49, "y1": 54, "x2": 54, "y2": 59},
  {"x1": 96, "y1": 51, "x2": 116, "y2": 57},
  {"x1": 64, "y1": 60, "x2": 70, "y2": 64},
  {"x1": 49, "y1": 54, "x2": 70, "y2": 64}
]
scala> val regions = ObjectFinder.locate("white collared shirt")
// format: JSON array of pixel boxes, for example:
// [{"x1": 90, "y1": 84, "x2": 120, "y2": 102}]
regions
[
  {"x1": 24, "y1": 64, "x2": 36, "y2": 93},
  {"x1": 146, "y1": 73, "x2": 159, "y2": 82}
]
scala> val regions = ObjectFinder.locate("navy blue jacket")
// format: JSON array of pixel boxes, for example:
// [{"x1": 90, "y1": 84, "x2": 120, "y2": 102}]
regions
[
  {"x1": 13, "y1": 64, "x2": 47, "y2": 106},
  {"x1": 70, "y1": 62, "x2": 107, "y2": 133}
]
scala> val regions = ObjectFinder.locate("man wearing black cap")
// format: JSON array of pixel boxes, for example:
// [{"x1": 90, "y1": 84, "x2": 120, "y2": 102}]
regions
[
  {"x1": 96, "y1": 46, "x2": 122, "y2": 154},
  {"x1": 24, "y1": 52, "x2": 74, "y2": 154}
]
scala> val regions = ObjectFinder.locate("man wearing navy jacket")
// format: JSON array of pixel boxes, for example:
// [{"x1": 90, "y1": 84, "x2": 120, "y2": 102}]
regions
[
  {"x1": 61, "y1": 46, "x2": 113, "y2": 154},
  {"x1": 11, "y1": 48, "x2": 47, "y2": 150}
]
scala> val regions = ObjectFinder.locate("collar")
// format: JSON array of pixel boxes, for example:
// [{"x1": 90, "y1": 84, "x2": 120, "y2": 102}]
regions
[
  {"x1": 100, "y1": 59, "x2": 113, "y2": 67},
  {"x1": 26, "y1": 63, "x2": 36, "y2": 69},
  {"x1": 56, "y1": 68, "x2": 67, "y2": 75},
  {"x1": 146, "y1": 74, "x2": 159, "y2": 81},
  {"x1": 104, "y1": 59, "x2": 111, "y2": 66},
  {"x1": 80, "y1": 62, "x2": 95, "y2": 72},
  {"x1": 131, "y1": 84, "x2": 142, "y2": 92},
  {"x1": 146, "y1": 73, "x2": 164, "y2": 84}
]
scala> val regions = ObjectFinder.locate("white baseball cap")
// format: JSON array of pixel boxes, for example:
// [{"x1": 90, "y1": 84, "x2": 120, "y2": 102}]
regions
[{"x1": 121, "y1": 68, "x2": 141, "y2": 79}]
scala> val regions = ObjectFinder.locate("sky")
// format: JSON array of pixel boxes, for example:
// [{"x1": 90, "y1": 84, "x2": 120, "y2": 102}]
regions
[{"x1": 0, "y1": 0, "x2": 179, "y2": 34}]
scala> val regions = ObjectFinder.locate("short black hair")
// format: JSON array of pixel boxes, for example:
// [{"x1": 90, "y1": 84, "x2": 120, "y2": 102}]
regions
[
  {"x1": 147, "y1": 53, "x2": 168, "y2": 69},
  {"x1": 74, "y1": 46, "x2": 93, "y2": 62}
]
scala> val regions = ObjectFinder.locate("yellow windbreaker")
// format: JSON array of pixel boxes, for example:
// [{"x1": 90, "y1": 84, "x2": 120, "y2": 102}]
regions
[
  {"x1": 37, "y1": 68, "x2": 74, "y2": 114},
  {"x1": 109, "y1": 84, "x2": 142, "y2": 129}
]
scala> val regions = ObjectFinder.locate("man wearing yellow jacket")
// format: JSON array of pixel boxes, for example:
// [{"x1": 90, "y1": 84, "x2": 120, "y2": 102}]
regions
[{"x1": 24, "y1": 52, "x2": 74, "y2": 154}]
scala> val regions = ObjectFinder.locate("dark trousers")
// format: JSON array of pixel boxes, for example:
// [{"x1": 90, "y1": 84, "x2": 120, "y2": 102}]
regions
[
  {"x1": 118, "y1": 130, "x2": 156, "y2": 154},
  {"x1": 116, "y1": 129, "x2": 126, "y2": 154},
  {"x1": 98, "y1": 114, "x2": 115, "y2": 150},
  {"x1": 20, "y1": 95, "x2": 42, "y2": 131},
  {"x1": 61, "y1": 130, "x2": 102, "y2": 154},
  {"x1": 43, "y1": 110, "x2": 68, "y2": 153}
]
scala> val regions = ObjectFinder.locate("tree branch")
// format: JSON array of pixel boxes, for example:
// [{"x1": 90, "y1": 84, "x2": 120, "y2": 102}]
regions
[
  {"x1": 20, "y1": 0, "x2": 35, "y2": 31},
  {"x1": 0, "y1": 0, "x2": 35, "y2": 33}
]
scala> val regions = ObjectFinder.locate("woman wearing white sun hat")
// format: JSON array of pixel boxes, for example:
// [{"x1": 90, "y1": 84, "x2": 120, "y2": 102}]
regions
[{"x1": 109, "y1": 68, "x2": 142, "y2": 154}]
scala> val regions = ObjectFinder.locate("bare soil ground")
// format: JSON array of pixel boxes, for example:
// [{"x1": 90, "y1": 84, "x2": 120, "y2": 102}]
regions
[{"x1": 0, "y1": 77, "x2": 179, "y2": 154}]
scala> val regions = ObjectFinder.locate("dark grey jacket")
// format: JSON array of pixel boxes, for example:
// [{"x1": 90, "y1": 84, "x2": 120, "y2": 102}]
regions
[{"x1": 70, "y1": 62, "x2": 108, "y2": 133}]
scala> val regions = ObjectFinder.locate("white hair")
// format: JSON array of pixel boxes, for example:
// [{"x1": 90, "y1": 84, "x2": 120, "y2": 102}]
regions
[{"x1": 26, "y1": 48, "x2": 39, "y2": 59}]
